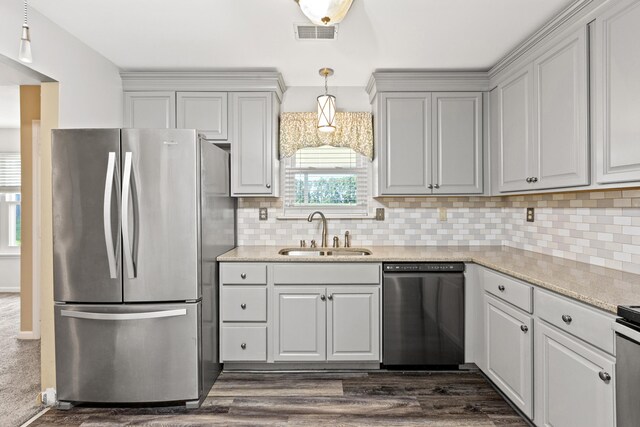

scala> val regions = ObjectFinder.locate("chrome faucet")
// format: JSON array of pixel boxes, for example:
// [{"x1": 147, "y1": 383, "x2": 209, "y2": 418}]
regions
[{"x1": 307, "y1": 211, "x2": 328, "y2": 248}]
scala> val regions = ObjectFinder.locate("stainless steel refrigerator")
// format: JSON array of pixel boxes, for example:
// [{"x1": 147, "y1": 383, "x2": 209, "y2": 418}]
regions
[{"x1": 52, "y1": 128, "x2": 236, "y2": 409}]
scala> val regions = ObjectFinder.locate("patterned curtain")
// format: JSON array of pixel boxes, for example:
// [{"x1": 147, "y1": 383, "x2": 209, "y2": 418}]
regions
[{"x1": 279, "y1": 112, "x2": 373, "y2": 160}]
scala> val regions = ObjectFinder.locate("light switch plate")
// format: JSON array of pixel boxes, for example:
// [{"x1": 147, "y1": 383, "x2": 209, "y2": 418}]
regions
[
  {"x1": 375, "y1": 208, "x2": 385, "y2": 221},
  {"x1": 259, "y1": 207, "x2": 268, "y2": 221},
  {"x1": 526, "y1": 207, "x2": 535, "y2": 222}
]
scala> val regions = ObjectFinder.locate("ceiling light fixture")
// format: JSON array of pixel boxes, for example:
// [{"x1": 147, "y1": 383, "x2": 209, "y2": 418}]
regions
[
  {"x1": 317, "y1": 68, "x2": 336, "y2": 133},
  {"x1": 18, "y1": 0, "x2": 32, "y2": 63},
  {"x1": 295, "y1": 0, "x2": 354, "y2": 26}
]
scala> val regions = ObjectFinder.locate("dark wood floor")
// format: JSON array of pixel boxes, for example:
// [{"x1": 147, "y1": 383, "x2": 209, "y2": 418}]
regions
[{"x1": 31, "y1": 371, "x2": 528, "y2": 426}]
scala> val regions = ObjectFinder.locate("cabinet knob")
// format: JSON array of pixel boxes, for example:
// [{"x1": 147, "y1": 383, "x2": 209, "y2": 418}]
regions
[
  {"x1": 241, "y1": 343, "x2": 247, "y2": 350},
  {"x1": 526, "y1": 177, "x2": 532, "y2": 183},
  {"x1": 240, "y1": 273, "x2": 247, "y2": 279},
  {"x1": 561, "y1": 314, "x2": 572, "y2": 324},
  {"x1": 599, "y1": 371, "x2": 611, "y2": 383},
  {"x1": 498, "y1": 285, "x2": 505, "y2": 292},
  {"x1": 428, "y1": 184, "x2": 434, "y2": 189},
  {"x1": 434, "y1": 184, "x2": 440, "y2": 189},
  {"x1": 532, "y1": 177, "x2": 538, "y2": 183},
  {"x1": 328, "y1": 294, "x2": 333, "y2": 300},
  {"x1": 240, "y1": 303, "x2": 246, "y2": 310},
  {"x1": 266, "y1": 184, "x2": 271, "y2": 189},
  {"x1": 520, "y1": 325, "x2": 528, "y2": 333},
  {"x1": 320, "y1": 294, "x2": 326, "y2": 301}
]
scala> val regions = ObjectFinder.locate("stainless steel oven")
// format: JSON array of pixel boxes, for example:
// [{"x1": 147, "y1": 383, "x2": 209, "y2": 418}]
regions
[{"x1": 382, "y1": 263, "x2": 465, "y2": 367}]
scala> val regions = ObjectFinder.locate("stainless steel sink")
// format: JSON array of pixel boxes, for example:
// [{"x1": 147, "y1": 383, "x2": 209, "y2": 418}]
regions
[{"x1": 278, "y1": 248, "x2": 372, "y2": 257}]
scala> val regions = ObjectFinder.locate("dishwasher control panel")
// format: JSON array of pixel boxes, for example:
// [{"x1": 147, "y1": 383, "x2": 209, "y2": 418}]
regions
[{"x1": 383, "y1": 263, "x2": 465, "y2": 273}]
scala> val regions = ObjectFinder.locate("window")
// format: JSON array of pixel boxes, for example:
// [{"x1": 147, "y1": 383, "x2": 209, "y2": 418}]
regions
[
  {"x1": 282, "y1": 145, "x2": 369, "y2": 217},
  {"x1": 0, "y1": 153, "x2": 21, "y2": 253}
]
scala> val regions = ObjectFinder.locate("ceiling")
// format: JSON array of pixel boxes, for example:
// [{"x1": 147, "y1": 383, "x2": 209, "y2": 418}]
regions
[{"x1": 29, "y1": 0, "x2": 575, "y2": 86}]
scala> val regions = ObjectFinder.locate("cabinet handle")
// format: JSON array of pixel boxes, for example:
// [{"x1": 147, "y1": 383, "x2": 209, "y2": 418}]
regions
[
  {"x1": 320, "y1": 295, "x2": 326, "y2": 301},
  {"x1": 520, "y1": 325, "x2": 528, "y2": 333},
  {"x1": 498, "y1": 285, "x2": 505, "y2": 292},
  {"x1": 240, "y1": 303, "x2": 246, "y2": 310},
  {"x1": 266, "y1": 184, "x2": 271, "y2": 189},
  {"x1": 328, "y1": 294, "x2": 333, "y2": 300},
  {"x1": 240, "y1": 273, "x2": 247, "y2": 279},
  {"x1": 561, "y1": 314, "x2": 572, "y2": 324},
  {"x1": 599, "y1": 371, "x2": 611, "y2": 383},
  {"x1": 434, "y1": 184, "x2": 440, "y2": 189},
  {"x1": 428, "y1": 184, "x2": 434, "y2": 189},
  {"x1": 241, "y1": 343, "x2": 246, "y2": 350}
]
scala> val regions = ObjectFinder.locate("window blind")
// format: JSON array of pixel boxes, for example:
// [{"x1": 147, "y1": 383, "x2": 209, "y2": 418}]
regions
[
  {"x1": 0, "y1": 153, "x2": 21, "y2": 190},
  {"x1": 282, "y1": 146, "x2": 369, "y2": 216}
]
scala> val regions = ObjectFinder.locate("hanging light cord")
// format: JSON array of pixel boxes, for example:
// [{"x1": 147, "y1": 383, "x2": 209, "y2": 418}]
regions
[{"x1": 23, "y1": 0, "x2": 28, "y2": 25}]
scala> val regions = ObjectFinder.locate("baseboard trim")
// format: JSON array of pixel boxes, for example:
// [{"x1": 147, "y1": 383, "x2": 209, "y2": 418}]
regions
[
  {"x1": 21, "y1": 407, "x2": 49, "y2": 427},
  {"x1": 0, "y1": 286, "x2": 20, "y2": 292},
  {"x1": 17, "y1": 331, "x2": 39, "y2": 340}
]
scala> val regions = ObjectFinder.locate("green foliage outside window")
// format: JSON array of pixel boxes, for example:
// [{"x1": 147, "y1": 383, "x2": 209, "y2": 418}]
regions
[{"x1": 294, "y1": 174, "x2": 357, "y2": 205}]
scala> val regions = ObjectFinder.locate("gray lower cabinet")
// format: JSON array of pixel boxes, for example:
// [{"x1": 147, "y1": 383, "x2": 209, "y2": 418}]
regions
[
  {"x1": 230, "y1": 92, "x2": 277, "y2": 196},
  {"x1": 377, "y1": 92, "x2": 483, "y2": 195},
  {"x1": 535, "y1": 321, "x2": 615, "y2": 427},
  {"x1": 124, "y1": 91, "x2": 176, "y2": 129},
  {"x1": 484, "y1": 294, "x2": 533, "y2": 418},
  {"x1": 273, "y1": 285, "x2": 380, "y2": 362},
  {"x1": 176, "y1": 92, "x2": 228, "y2": 140},
  {"x1": 594, "y1": 0, "x2": 640, "y2": 184}
]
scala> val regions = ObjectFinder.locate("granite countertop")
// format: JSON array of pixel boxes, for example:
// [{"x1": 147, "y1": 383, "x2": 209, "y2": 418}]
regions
[{"x1": 218, "y1": 245, "x2": 640, "y2": 314}]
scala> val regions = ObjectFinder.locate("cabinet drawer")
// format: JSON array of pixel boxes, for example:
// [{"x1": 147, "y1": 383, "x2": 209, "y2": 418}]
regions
[
  {"x1": 222, "y1": 326, "x2": 267, "y2": 361},
  {"x1": 222, "y1": 287, "x2": 266, "y2": 322},
  {"x1": 483, "y1": 268, "x2": 533, "y2": 313},
  {"x1": 535, "y1": 290, "x2": 615, "y2": 354},
  {"x1": 221, "y1": 263, "x2": 267, "y2": 285},
  {"x1": 273, "y1": 263, "x2": 380, "y2": 285}
]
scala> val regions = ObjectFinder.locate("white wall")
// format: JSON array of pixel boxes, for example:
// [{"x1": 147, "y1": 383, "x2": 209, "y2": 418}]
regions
[
  {"x1": 0, "y1": 128, "x2": 20, "y2": 151},
  {"x1": 282, "y1": 86, "x2": 370, "y2": 112},
  {"x1": 0, "y1": 2, "x2": 123, "y2": 127},
  {"x1": 0, "y1": 256, "x2": 20, "y2": 292}
]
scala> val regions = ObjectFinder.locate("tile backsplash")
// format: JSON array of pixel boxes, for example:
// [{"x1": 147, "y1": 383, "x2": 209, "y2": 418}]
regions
[{"x1": 236, "y1": 189, "x2": 640, "y2": 274}]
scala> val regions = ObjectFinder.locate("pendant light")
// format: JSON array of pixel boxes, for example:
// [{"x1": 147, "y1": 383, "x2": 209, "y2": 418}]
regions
[
  {"x1": 18, "y1": 0, "x2": 32, "y2": 63},
  {"x1": 317, "y1": 68, "x2": 336, "y2": 133},
  {"x1": 295, "y1": 0, "x2": 354, "y2": 26}
]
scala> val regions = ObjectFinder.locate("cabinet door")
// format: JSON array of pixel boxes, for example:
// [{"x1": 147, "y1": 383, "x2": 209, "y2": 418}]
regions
[
  {"x1": 124, "y1": 91, "x2": 175, "y2": 129},
  {"x1": 273, "y1": 287, "x2": 326, "y2": 362},
  {"x1": 595, "y1": 0, "x2": 640, "y2": 184},
  {"x1": 533, "y1": 28, "x2": 589, "y2": 190},
  {"x1": 497, "y1": 66, "x2": 534, "y2": 192},
  {"x1": 535, "y1": 321, "x2": 615, "y2": 427},
  {"x1": 177, "y1": 92, "x2": 228, "y2": 140},
  {"x1": 230, "y1": 92, "x2": 274, "y2": 196},
  {"x1": 326, "y1": 286, "x2": 380, "y2": 362},
  {"x1": 378, "y1": 93, "x2": 432, "y2": 195},
  {"x1": 432, "y1": 92, "x2": 483, "y2": 194},
  {"x1": 485, "y1": 295, "x2": 533, "y2": 418}
]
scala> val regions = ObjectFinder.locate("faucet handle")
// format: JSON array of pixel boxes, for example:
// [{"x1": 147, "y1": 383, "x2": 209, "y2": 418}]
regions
[
  {"x1": 344, "y1": 231, "x2": 351, "y2": 248},
  {"x1": 300, "y1": 240, "x2": 307, "y2": 248},
  {"x1": 310, "y1": 240, "x2": 317, "y2": 248},
  {"x1": 333, "y1": 236, "x2": 340, "y2": 248}
]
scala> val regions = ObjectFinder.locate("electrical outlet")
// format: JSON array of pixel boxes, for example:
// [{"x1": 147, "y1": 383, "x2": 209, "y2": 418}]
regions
[
  {"x1": 375, "y1": 208, "x2": 385, "y2": 221},
  {"x1": 259, "y1": 207, "x2": 268, "y2": 221},
  {"x1": 438, "y1": 207, "x2": 448, "y2": 222},
  {"x1": 526, "y1": 207, "x2": 535, "y2": 222}
]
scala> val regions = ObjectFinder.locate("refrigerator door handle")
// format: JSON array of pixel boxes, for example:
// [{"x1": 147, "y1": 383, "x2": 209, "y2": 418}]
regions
[
  {"x1": 122, "y1": 152, "x2": 136, "y2": 279},
  {"x1": 103, "y1": 152, "x2": 119, "y2": 279},
  {"x1": 60, "y1": 308, "x2": 187, "y2": 321}
]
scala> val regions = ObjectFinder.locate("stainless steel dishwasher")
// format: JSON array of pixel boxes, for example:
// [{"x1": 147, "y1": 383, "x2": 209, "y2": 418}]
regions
[
  {"x1": 614, "y1": 305, "x2": 640, "y2": 427},
  {"x1": 383, "y1": 263, "x2": 465, "y2": 367}
]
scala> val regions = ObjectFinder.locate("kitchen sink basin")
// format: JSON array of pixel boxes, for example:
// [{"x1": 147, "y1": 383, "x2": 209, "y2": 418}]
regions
[{"x1": 278, "y1": 248, "x2": 372, "y2": 257}]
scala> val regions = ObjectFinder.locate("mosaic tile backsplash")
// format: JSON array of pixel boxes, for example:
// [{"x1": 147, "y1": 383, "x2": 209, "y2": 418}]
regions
[{"x1": 236, "y1": 189, "x2": 640, "y2": 274}]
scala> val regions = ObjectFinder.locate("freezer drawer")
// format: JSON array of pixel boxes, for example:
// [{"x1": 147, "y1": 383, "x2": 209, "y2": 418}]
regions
[{"x1": 55, "y1": 303, "x2": 201, "y2": 404}]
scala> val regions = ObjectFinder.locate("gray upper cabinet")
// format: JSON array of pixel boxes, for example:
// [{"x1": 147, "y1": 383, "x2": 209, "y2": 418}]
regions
[
  {"x1": 594, "y1": 0, "x2": 640, "y2": 184},
  {"x1": 124, "y1": 92, "x2": 176, "y2": 129},
  {"x1": 495, "y1": 28, "x2": 589, "y2": 192},
  {"x1": 377, "y1": 92, "x2": 483, "y2": 196},
  {"x1": 230, "y1": 92, "x2": 277, "y2": 196},
  {"x1": 177, "y1": 92, "x2": 228, "y2": 140},
  {"x1": 496, "y1": 65, "x2": 534, "y2": 193},
  {"x1": 532, "y1": 28, "x2": 589, "y2": 190},
  {"x1": 432, "y1": 92, "x2": 483, "y2": 194},
  {"x1": 378, "y1": 93, "x2": 432, "y2": 195}
]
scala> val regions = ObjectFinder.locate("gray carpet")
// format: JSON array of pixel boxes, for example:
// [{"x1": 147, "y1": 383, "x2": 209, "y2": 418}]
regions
[{"x1": 0, "y1": 293, "x2": 42, "y2": 427}]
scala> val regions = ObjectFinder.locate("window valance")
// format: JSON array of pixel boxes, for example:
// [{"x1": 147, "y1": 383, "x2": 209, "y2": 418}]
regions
[{"x1": 279, "y1": 112, "x2": 373, "y2": 160}]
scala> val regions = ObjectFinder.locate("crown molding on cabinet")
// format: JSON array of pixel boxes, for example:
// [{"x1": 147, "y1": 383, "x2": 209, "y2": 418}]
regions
[
  {"x1": 366, "y1": 71, "x2": 490, "y2": 102},
  {"x1": 120, "y1": 70, "x2": 287, "y2": 102}
]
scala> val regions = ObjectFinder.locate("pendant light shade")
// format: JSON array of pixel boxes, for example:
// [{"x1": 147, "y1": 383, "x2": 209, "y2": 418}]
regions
[
  {"x1": 18, "y1": 1, "x2": 32, "y2": 63},
  {"x1": 317, "y1": 68, "x2": 336, "y2": 133},
  {"x1": 295, "y1": 0, "x2": 354, "y2": 26}
]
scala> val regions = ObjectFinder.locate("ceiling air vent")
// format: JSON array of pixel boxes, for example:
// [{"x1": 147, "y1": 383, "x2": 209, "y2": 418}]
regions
[{"x1": 294, "y1": 24, "x2": 339, "y2": 41}]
